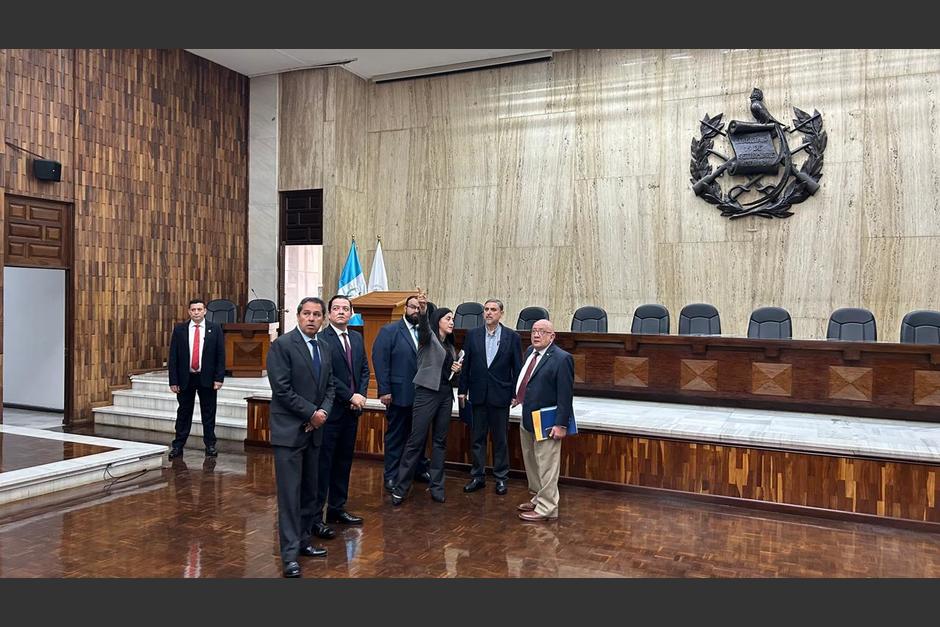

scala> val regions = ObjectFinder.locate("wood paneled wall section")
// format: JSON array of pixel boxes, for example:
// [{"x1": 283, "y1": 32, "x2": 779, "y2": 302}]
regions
[
  {"x1": 354, "y1": 411, "x2": 940, "y2": 524},
  {"x1": 1, "y1": 49, "x2": 248, "y2": 422},
  {"x1": 277, "y1": 49, "x2": 940, "y2": 340}
]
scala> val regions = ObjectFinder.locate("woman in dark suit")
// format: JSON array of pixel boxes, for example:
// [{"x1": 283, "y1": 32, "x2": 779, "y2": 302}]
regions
[{"x1": 391, "y1": 293, "x2": 462, "y2": 504}]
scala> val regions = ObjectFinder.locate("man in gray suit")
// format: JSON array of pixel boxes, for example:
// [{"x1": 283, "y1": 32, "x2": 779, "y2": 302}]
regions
[{"x1": 266, "y1": 297, "x2": 336, "y2": 578}]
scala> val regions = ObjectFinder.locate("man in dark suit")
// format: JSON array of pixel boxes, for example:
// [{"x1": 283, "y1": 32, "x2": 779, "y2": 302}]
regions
[
  {"x1": 168, "y1": 298, "x2": 226, "y2": 458},
  {"x1": 513, "y1": 319, "x2": 574, "y2": 522},
  {"x1": 266, "y1": 297, "x2": 336, "y2": 578},
  {"x1": 372, "y1": 294, "x2": 431, "y2": 492},
  {"x1": 458, "y1": 299, "x2": 522, "y2": 495},
  {"x1": 309, "y1": 295, "x2": 370, "y2": 540}
]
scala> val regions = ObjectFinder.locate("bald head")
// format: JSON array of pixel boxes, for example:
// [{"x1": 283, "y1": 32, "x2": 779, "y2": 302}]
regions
[{"x1": 530, "y1": 319, "x2": 555, "y2": 350}]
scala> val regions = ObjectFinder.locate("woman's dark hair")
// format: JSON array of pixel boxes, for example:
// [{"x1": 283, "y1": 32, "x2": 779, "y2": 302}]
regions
[{"x1": 427, "y1": 306, "x2": 456, "y2": 351}]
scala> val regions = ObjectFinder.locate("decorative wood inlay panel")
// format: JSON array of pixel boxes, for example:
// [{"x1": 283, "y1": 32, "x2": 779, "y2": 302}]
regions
[
  {"x1": 1, "y1": 50, "x2": 249, "y2": 421},
  {"x1": 4, "y1": 196, "x2": 69, "y2": 268},
  {"x1": 752, "y1": 362, "x2": 793, "y2": 397},
  {"x1": 572, "y1": 353, "x2": 586, "y2": 384},
  {"x1": 914, "y1": 370, "x2": 940, "y2": 407},
  {"x1": 829, "y1": 366, "x2": 873, "y2": 402},
  {"x1": 680, "y1": 359, "x2": 718, "y2": 392},
  {"x1": 614, "y1": 356, "x2": 649, "y2": 388}
]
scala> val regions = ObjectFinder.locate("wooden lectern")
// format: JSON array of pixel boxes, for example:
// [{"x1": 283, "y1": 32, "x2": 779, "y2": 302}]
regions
[
  {"x1": 222, "y1": 322, "x2": 272, "y2": 377},
  {"x1": 350, "y1": 291, "x2": 416, "y2": 397}
]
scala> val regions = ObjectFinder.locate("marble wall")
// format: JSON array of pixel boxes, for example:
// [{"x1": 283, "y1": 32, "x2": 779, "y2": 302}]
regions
[
  {"x1": 276, "y1": 49, "x2": 940, "y2": 339},
  {"x1": 248, "y1": 75, "x2": 279, "y2": 303}
]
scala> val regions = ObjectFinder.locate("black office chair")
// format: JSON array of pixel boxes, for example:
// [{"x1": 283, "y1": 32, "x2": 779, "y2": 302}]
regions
[
  {"x1": 631, "y1": 304, "x2": 670, "y2": 335},
  {"x1": 516, "y1": 306, "x2": 550, "y2": 331},
  {"x1": 747, "y1": 306, "x2": 792, "y2": 339},
  {"x1": 827, "y1": 307, "x2": 877, "y2": 341},
  {"x1": 678, "y1": 303, "x2": 721, "y2": 335},
  {"x1": 454, "y1": 302, "x2": 484, "y2": 329},
  {"x1": 205, "y1": 299, "x2": 238, "y2": 324},
  {"x1": 245, "y1": 298, "x2": 278, "y2": 323},
  {"x1": 899, "y1": 310, "x2": 940, "y2": 344},
  {"x1": 571, "y1": 306, "x2": 608, "y2": 333}
]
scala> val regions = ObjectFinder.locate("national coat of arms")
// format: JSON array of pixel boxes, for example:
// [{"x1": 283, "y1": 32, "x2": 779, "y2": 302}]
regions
[{"x1": 690, "y1": 88, "x2": 827, "y2": 219}]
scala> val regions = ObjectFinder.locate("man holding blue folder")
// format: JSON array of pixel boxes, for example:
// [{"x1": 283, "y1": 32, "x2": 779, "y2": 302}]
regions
[{"x1": 512, "y1": 319, "x2": 574, "y2": 522}]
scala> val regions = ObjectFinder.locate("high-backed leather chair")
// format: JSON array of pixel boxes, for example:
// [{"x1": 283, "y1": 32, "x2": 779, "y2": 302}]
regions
[
  {"x1": 454, "y1": 302, "x2": 484, "y2": 329},
  {"x1": 899, "y1": 310, "x2": 940, "y2": 344},
  {"x1": 631, "y1": 304, "x2": 670, "y2": 335},
  {"x1": 205, "y1": 299, "x2": 238, "y2": 324},
  {"x1": 826, "y1": 307, "x2": 877, "y2": 341},
  {"x1": 516, "y1": 306, "x2": 550, "y2": 331},
  {"x1": 245, "y1": 298, "x2": 278, "y2": 323},
  {"x1": 678, "y1": 303, "x2": 721, "y2": 335},
  {"x1": 747, "y1": 306, "x2": 792, "y2": 339},
  {"x1": 571, "y1": 306, "x2": 608, "y2": 333}
]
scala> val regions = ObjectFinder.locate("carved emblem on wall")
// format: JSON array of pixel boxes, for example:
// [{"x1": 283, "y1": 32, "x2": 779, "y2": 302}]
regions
[{"x1": 690, "y1": 88, "x2": 827, "y2": 219}]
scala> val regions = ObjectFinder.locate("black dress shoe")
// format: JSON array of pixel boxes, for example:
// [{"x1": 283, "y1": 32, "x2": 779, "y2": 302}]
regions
[
  {"x1": 168, "y1": 447, "x2": 183, "y2": 459},
  {"x1": 312, "y1": 522, "x2": 336, "y2": 539},
  {"x1": 205, "y1": 446, "x2": 218, "y2": 457},
  {"x1": 326, "y1": 510, "x2": 363, "y2": 525},
  {"x1": 495, "y1": 481, "x2": 508, "y2": 495},
  {"x1": 384, "y1": 479, "x2": 396, "y2": 493},
  {"x1": 391, "y1": 492, "x2": 405, "y2": 506},
  {"x1": 463, "y1": 478, "x2": 486, "y2": 493},
  {"x1": 283, "y1": 561, "x2": 301, "y2": 578},
  {"x1": 299, "y1": 545, "x2": 328, "y2": 557},
  {"x1": 431, "y1": 493, "x2": 446, "y2": 503},
  {"x1": 415, "y1": 471, "x2": 432, "y2": 483}
]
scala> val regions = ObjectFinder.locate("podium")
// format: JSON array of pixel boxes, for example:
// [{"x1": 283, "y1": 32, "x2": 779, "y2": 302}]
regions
[
  {"x1": 222, "y1": 322, "x2": 273, "y2": 377},
  {"x1": 350, "y1": 291, "x2": 415, "y2": 397}
]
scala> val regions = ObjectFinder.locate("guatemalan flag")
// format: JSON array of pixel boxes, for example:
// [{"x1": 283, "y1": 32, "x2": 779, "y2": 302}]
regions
[{"x1": 338, "y1": 239, "x2": 367, "y2": 325}]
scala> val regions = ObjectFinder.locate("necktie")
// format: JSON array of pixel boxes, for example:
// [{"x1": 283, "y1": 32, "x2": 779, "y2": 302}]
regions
[
  {"x1": 515, "y1": 351, "x2": 540, "y2": 404},
  {"x1": 412, "y1": 325, "x2": 419, "y2": 348},
  {"x1": 309, "y1": 339, "x2": 321, "y2": 381},
  {"x1": 191, "y1": 324, "x2": 201, "y2": 371},
  {"x1": 342, "y1": 332, "x2": 354, "y2": 387}
]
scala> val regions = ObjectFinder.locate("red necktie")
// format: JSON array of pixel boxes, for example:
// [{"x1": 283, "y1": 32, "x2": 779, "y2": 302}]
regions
[
  {"x1": 515, "y1": 351, "x2": 540, "y2": 404},
  {"x1": 191, "y1": 324, "x2": 201, "y2": 371}
]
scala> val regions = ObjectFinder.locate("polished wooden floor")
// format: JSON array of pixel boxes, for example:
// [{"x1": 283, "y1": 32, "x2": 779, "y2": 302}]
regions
[{"x1": 2, "y1": 430, "x2": 940, "y2": 577}]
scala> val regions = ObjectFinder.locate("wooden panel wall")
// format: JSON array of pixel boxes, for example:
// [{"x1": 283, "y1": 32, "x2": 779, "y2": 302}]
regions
[
  {"x1": 2, "y1": 49, "x2": 249, "y2": 422},
  {"x1": 277, "y1": 49, "x2": 940, "y2": 340},
  {"x1": 353, "y1": 410, "x2": 940, "y2": 525}
]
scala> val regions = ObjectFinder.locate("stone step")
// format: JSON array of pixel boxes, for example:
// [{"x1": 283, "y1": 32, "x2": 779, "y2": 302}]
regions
[
  {"x1": 93, "y1": 405, "x2": 247, "y2": 442},
  {"x1": 110, "y1": 389, "x2": 247, "y2": 419},
  {"x1": 129, "y1": 374, "x2": 269, "y2": 401}
]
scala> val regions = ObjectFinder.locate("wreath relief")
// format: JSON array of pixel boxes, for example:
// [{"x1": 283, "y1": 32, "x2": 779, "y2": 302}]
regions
[{"x1": 690, "y1": 88, "x2": 827, "y2": 219}]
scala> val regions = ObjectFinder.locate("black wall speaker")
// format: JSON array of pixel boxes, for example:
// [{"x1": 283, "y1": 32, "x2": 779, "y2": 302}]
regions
[{"x1": 33, "y1": 158, "x2": 62, "y2": 182}]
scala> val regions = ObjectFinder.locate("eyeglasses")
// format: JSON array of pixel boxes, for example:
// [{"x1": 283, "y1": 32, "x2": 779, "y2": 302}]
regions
[
  {"x1": 530, "y1": 329, "x2": 553, "y2": 336},
  {"x1": 405, "y1": 305, "x2": 420, "y2": 311}
]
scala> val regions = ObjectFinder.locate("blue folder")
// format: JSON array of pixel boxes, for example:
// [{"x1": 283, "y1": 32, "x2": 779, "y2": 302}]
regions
[{"x1": 531, "y1": 405, "x2": 577, "y2": 442}]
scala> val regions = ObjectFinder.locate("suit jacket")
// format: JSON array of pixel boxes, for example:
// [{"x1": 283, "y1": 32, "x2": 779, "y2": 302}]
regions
[
  {"x1": 518, "y1": 343, "x2": 575, "y2": 432},
  {"x1": 458, "y1": 323, "x2": 523, "y2": 407},
  {"x1": 319, "y1": 325, "x2": 370, "y2": 418},
  {"x1": 413, "y1": 304, "x2": 457, "y2": 392},
  {"x1": 266, "y1": 327, "x2": 336, "y2": 447},
  {"x1": 372, "y1": 318, "x2": 419, "y2": 406},
  {"x1": 168, "y1": 320, "x2": 226, "y2": 388}
]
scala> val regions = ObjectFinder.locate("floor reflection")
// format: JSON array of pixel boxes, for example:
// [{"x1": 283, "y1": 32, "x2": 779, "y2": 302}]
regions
[{"x1": 2, "y1": 430, "x2": 940, "y2": 578}]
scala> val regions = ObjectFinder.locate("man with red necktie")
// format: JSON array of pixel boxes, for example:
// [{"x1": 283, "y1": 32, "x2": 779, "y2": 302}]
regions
[{"x1": 168, "y1": 298, "x2": 226, "y2": 459}]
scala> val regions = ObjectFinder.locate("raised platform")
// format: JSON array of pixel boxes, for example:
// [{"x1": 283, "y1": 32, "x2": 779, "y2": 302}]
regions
[{"x1": 0, "y1": 424, "x2": 166, "y2": 505}]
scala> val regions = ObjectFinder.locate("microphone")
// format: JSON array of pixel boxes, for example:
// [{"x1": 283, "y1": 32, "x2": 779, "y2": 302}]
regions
[
  {"x1": 448, "y1": 349, "x2": 465, "y2": 381},
  {"x1": 250, "y1": 287, "x2": 260, "y2": 300}
]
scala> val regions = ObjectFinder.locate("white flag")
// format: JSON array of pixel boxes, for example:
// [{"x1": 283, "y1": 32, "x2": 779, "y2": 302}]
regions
[{"x1": 368, "y1": 240, "x2": 389, "y2": 292}]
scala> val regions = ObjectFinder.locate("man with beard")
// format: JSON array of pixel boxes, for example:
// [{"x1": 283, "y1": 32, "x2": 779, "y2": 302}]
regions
[{"x1": 372, "y1": 294, "x2": 432, "y2": 492}]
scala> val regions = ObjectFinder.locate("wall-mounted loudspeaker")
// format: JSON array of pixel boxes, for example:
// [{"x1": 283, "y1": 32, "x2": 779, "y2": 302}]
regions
[{"x1": 33, "y1": 159, "x2": 62, "y2": 182}]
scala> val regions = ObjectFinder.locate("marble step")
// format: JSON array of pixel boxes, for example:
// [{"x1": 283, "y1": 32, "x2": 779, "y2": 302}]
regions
[
  {"x1": 128, "y1": 375, "x2": 270, "y2": 402},
  {"x1": 110, "y1": 389, "x2": 247, "y2": 420},
  {"x1": 93, "y1": 405, "x2": 247, "y2": 442}
]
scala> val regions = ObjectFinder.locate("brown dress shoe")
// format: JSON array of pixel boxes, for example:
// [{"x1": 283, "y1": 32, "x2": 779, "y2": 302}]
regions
[
  {"x1": 516, "y1": 501, "x2": 536, "y2": 512},
  {"x1": 518, "y1": 510, "x2": 558, "y2": 522}
]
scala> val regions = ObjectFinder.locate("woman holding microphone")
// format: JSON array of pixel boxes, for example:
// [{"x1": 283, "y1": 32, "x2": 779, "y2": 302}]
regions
[{"x1": 391, "y1": 291, "x2": 462, "y2": 505}]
